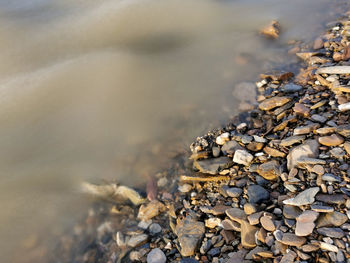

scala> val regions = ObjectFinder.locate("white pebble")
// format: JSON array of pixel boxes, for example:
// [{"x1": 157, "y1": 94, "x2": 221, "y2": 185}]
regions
[{"x1": 338, "y1": 102, "x2": 350, "y2": 112}]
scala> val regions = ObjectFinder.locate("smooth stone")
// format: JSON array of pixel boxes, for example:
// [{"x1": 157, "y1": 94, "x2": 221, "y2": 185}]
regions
[
  {"x1": 319, "y1": 242, "x2": 338, "y2": 253},
  {"x1": 311, "y1": 114, "x2": 327, "y2": 123},
  {"x1": 233, "y1": 150, "x2": 254, "y2": 166},
  {"x1": 178, "y1": 184, "x2": 192, "y2": 193},
  {"x1": 205, "y1": 218, "x2": 221, "y2": 229},
  {"x1": 287, "y1": 139, "x2": 319, "y2": 170},
  {"x1": 247, "y1": 141, "x2": 264, "y2": 151},
  {"x1": 311, "y1": 204, "x2": 334, "y2": 213},
  {"x1": 226, "y1": 187, "x2": 243, "y2": 198},
  {"x1": 316, "y1": 127, "x2": 337, "y2": 135},
  {"x1": 175, "y1": 216, "x2": 205, "y2": 257},
  {"x1": 212, "y1": 147, "x2": 221, "y2": 157},
  {"x1": 283, "y1": 187, "x2": 319, "y2": 206},
  {"x1": 280, "y1": 233, "x2": 306, "y2": 246},
  {"x1": 344, "y1": 142, "x2": 350, "y2": 155},
  {"x1": 259, "y1": 96, "x2": 291, "y2": 111},
  {"x1": 280, "y1": 135, "x2": 305, "y2": 147},
  {"x1": 221, "y1": 141, "x2": 243, "y2": 155},
  {"x1": 319, "y1": 134, "x2": 344, "y2": 146},
  {"x1": 241, "y1": 220, "x2": 258, "y2": 248},
  {"x1": 226, "y1": 249, "x2": 248, "y2": 263},
  {"x1": 336, "y1": 125, "x2": 350, "y2": 137},
  {"x1": 301, "y1": 243, "x2": 320, "y2": 252},
  {"x1": 244, "y1": 203, "x2": 257, "y2": 215},
  {"x1": 147, "y1": 248, "x2": 166, "y2": 263},
  {"x1": 317, "y1": 227, "x2": 345, "y2": 238},
  {"x1": 247, "y1": 212, "x2": 264, "y2": 225},
  {"x1": 255, "y1": 175, "x2": 269, "y2": 186},
  {"x1": 280, "y1": 251, "x2": 297, "y2": 263},
  {"x1": 226, "y1": 208, "x2": 247, "y2": 224},
  {"x1": 260, "y1": 215, "x2": 276, "y2": 232},
  {"x1": 247, "y1": 185, "x2": 269, "y2": 204},
  {"x1": 257, "y1": 160, "x2": 280, "y2": 181},
  {"x1": 200, "y1": 240, "x2": 212, "y2": 254},
  {"x1": 127, "y1": 234, "x2": 149, "y2": 247},
  {"x1": 330, "y1": 147, "x2": 345, "y2": 159},
  {"x1": 295, "y1": 211, "x2": 319, "y2": 236},
  {"x1": 293, "y1": 103, "x2": 310, "y2": 117},
  {"x1": 180, "y1": 259, "x2": 199, "y2": 263},
  {"x1": 283, "y1": 83, "x2": 302, "y2": 92},
  {"x1": 316, "y1": 66, "x2": 350, "y2": 74},
  {"x1": 321, "y1": 173, "x2": 341, "y2": 182},
  {"x1": 312, "y1": 165, "x2": 325, "y2": 175},
  {"x1": 194, "y1": 157, "x2": 233, "y2": 175},
  {"x1": 149, "y1": 223, "x2": 162, "y2": 235},
  {"x1": 339, "y1": 102, "x2": 350, "y2": 112},
  {"x1": 263, "y1": 146, "x2": 285, "y2": 157},
  {"x1": 316, "y1": 211, "x2": 348, "y2": 227},
  {"x1": 210, "y1": 205, "x2": 232, "y2": 216},
  {"x1": 293, "y1": 123, "x2": 319, "y2": 135},
  {"x1": 315, "y1": 194, "x2": 345, "y2": 205},
  {"x1": 138, "y1": 200, "x2": 165, "y2": 221},
  {"x1": 221, "y1": 219, "x2": 241, "y2": 231}
]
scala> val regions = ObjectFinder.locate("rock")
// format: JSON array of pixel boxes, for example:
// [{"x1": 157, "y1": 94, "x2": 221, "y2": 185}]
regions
[
  {"x1": 287, "y1": 139, "x2": 319, "y2": 170},
  {"x1": 175, "y1": 216, "x2": 205, "y2": 257},
  {"x1": 313, "y1": 37, "x2": 324, "y2": 49},
  {"x1": 280, "y1": 135, "x2": 305, "y2": 147},
  {"x1": 319, "y1": 242, "x2": 338, "y2": 253},
  {"x1": 283, "y1": 187, "x2": 319, "y2": 206},
  {"x1": 180, "y1": 259, "x2": 199, "y2": 263},
  {"x1": 226, "y1": 208, "x2": 247, "y2": 223},
  {"x1": 244, "y1": 203, "x2": 257, "y2": 215},
  {"x1": 205, "y1": 218, "x2": 221, "y2": 229},
  {"x1": 149, "y1": 223, "x2": 162, "y2": 235},
  {"x1": 247, "y1": 141, "x2": 264, "y2": 151},
  {"x1": 280, "y1": 251, "x2": 297, "y2": 263},
  {"x1": 336, "y1": 125, "x2": 350, "y2": 137},
  {"x1": 316, "y1": 66, "x2": 350, "y2": 74},
  {"x1": 127, "y1": 234, "x2": 149, "y2": 247},
  {"x1": 338, "y1": 102, "x2": 350, "y2": 111},
  {"x1": 293, "y1": 103, "x2": 310, "y2": 117},
  {"x1": 293, "y1": 123, "x2": 320, "y2": 135},
  {"x1": 283, "y1": 205, "x2": 302, "y2": 219},
  {"x1": 321, "y1": 173, "x2": 341, "y2": 182},
  {"x1": 210, "y1": 204, "x2": 232, "y2": 215},
  {"x1": 212, "y1": 146, "x2": 220, "y2": 157},
  {"x1": 263, "y1": 146, "x2": 285, "y2": 157},
  {"x1": 280, "y1": 233, "x2": 306, "y2": 246},
  {"x1": 316, "y1": 127, "x2": 337, "y2": 135},
  {"x1": 138, "y1": 200, "x2": 165, "y2": 221},
  {"x1": 312, "y1": 165, "x2": 325, "y2": 175},
  {"x1": 226, "y1": 249, "x2": 249, "y2": 263},
  {"x1": 319, "y1": 134, "x2": 344, "y2": 146},
  {"x1": 226, "y1": 187, "x2": 243, "y2": 197},
  {"x1": 317, "y1": 227, "x2": 345, "y2": 238},
  {"x1": 147, "y1": 248, "x2": 166, "y2": 263},
  {"x1": 260, "y1": 20, "x2": 280, "y2": 39},
  {"x1": 311, "y1": 114, "x2": 327, "y2": 123},
  {"x1": 221, "y1": 219, "x2": 241, "y2": 231},
  {"x1": 216, "y1": 132, "x2": 230, "y2": 145},
  {"x1": 315, "y1": 194, "x2": 345, "y2": 205},
  {"x1": 178, "y1": 184, "x2": 192, "y2": 193},
  {"x1": 301, "y1": 243, "x2": 320, "y2": 252},
  {"x1": 310, "y1": 204, "x2": 334, "y2": 213},
  {"x1": 316, "y1": 211, "x2": 348, "y2": 227},
  {"x1": 247, "y1": 185, "x2": 270, "y2": 204},
  {"x1": 283, "y1": 83, "x2": 302, "y2": 92},
  {"x1": 344, "y1": 141, "x2": 350, "y2": 155},
  {"x1": 260, "y1": 215, "x2": 276, "y2": 232},
  {"x1": 221, "y1": 140, "x2": 243, "y2": 155},
  {"x1": 259, "y1": 96, "x2": 291, "y2": 111},
  {"x1": 194, "y1": 157, "x2": 233, "y2": 175},
  {"x1": 233, "y1": 150, "x2": 254, "y2": 166},
  {"x1": 247, "y1": 212, "x2": 264, "y2": 225},
  {"x1": 295, "y1": 211, "x2": 319, "y2": 236},
  {"x1": 257, "y1": 160, "x2": 280, "y2": 180},
  {"x1": 240, "y1": 220, "x2": 258, "y2": 248}
]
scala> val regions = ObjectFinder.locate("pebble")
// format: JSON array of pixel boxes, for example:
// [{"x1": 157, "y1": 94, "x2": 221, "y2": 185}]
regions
[
  {"x1": 280, "y1": 233, "x2": 306, "y2": 246},
  {"x1": 287, "y1": 139, "x2": 319, "y2": 170},
  {"x1": 194, "y1": 157, "x2": 233, "y2": 175},
  {"x1": 216, "y1": 132, "x2": 230, "y2": 145},
  {"x1": 178, "y1": 184, "x2": 192, "y2": 193},
  {"x1": 138, "y1": 201, "x2": 165, "y2": 221},
  {"x1": 316, "y1": 211, "x2": 348, "y2": 227},
  {"x1": 283, "y1": 83, "x2": 302, "y2": 92},
  {"x1": 240, "y1": 220, "x2": 258, "y2": 248},
  {"x1": 293, "y1": 123, "x2": 320, "y2": 135},
  {"x1": 319, "y1": 134, "x2": 344, "y2": 146},
  {"x1": 205, "y1": 218, "x2": 221, "y2": 229},
  {"x1": 127, "y1": 234, "x2": 149, "y2": 247},
  {"x1": 280, "y1": 135, "x2": 305, "y2": 147},
  {"x1": 321, "y1": 173, "x2": 341, "y2": 182},
  {"x1": 295, "y1": 211, "x2": 319, "y2": 236},
  {"x1": 257, "y1": 160, "x2": 280, "y2": 180},
  {"x1": 226, "y1": 187, "x2": 243, "y2": 198},
  {"x1": 283, "y1": 205, "x2": 302, "y2": 219},
  {"x1": 221, "y1": 141, "x2": 243, "y2": 155},
  {"x1": 344, "y1": 142, "x2": 350, "y2": 155},
  {"x1": 225, "y1": 208, "x2": 247, "y2": 223},
  {"x1": 317, "y1": 227, "x2": 345, "y2": 238},
  {"x1": 311, "y1": 114, "x2": 327, "y2": 123},
  {"x1": 147, "y1": 248, "x2": 166, "y2": 263},
  {"x1": 319, "y1": 242, "x2": 339, "y2": 253},
  {"x1": 311, "y1": 204, "x2": 334, "y2": 213},
  {"x1": 232, "y1": 150, "x2": 254, "y2": 166},
  {"x1": 315, "y1": 194, "x2": 345, "y2": 205},
  {"x1": 149, "y1": 223, "x2": 162, "y2": 235},
  {"x1": 259, "y1": 96, "x2": 291, "y2": 111},
  {"x1": 336, "y1": 125, "x2": 350, "y2": 137},
  {"x1": 260, "y1": 215, "x2": 276, "y2": 232},
  {"x1": 283, "y1": 187, "x2": 319, "y2": 206},
  {"x1": 180, "y1": 259, "x2": 199, "y2": 263},
  {"x1": 263, "y1": 146, "x2": 285, "y2": 157},
  {"x1": 338, "y1": 102, "x2": 350, "y2": 111},
  {"x1": 247, "y1": 185, "x2": 270, "y2": 204},
  {"x1": 293, "y1": 103, "x2": 310, "y2": 117},
  {"x1": 244, "y1": 203, "x2": 257, "y2": 215}
]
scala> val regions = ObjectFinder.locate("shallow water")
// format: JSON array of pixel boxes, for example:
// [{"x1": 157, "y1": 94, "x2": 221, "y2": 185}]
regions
[{"x1": 0, "y1": 0, "x2": 346, "y2": 261}]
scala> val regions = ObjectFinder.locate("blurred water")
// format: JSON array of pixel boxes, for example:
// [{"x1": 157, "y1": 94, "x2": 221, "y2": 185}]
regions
[{"x1": 0, "y1": 0, "x2": 346, "y2": 261}]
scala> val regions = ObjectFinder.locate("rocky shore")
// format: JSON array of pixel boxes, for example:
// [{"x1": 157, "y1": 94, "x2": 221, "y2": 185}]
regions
[{"x1": 54, "y1": 11, "x2": 350, "y2": 263}]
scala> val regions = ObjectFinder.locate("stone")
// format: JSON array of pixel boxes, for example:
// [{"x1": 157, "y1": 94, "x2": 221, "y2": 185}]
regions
[
  {"x1": 319, "y1": 242, "x2": 338, "y2": 253},
  {"x1": 221, "y1": 219, "x2": 241, "y2": 231},
  {"x1": 147, "y1": 248, "x2": 166, "y2": 263},
  {"x1": 247, "y1": 185, "x2": 269, "y2": 204},
  {"x1": 283, "y1": 205, "x2": 302, "y2": 219},
  {"x1": 283, "y1": 187, "x2": 319, "y2": 206},
  {"x1": 216, "y1": 132, "x2": 230, "y2": 145},
  {"x1": 138, "y1": 200, "x2": 165, "y2": 221},
  {"x1": 247, "y1": 141, "x2": 264, "y2": 151},
  {"x1": 287, "y1": 139, "x2": 319, "y2": 170},
  {"x1": 260, "y1": 215, "x2": 276, "y2": 232},
  {"x1": 311, "y1": 114, "x2": 327, "y2": 123},
  {"x1": 280, "y1": 135, "x2": 305, "y2": 147},
  {"x1": 149, "y1": 223, "x2": 162, "y2": 235},
  {"x1": 222, "y1": 141, "x2": 243, "y2": 155},
  {"x1": 293, "y1": 123, "x2": 320, "y2": 135},
  {"x1": 301, "y1": 243, "x2": 320, "y2": 252},
  {"x1": 313, "y1": 37, "x2": 324, "y2": 49},
  {"x1": 312, "y1": 165, "x2": 325, "y2": 175},
  {"x1": 316, "y1": 127, "x2": 337, "y2": 135},
  {"x1": 263, "y1": 146, "x2": 285, "y2": 157},
  {"x1": 209, "y1": 205, "x2": 232, "y2": 216},
  {"x1": 339, "y1": 102, "x2": 350, "y2": 112},
  {"x1": 205, "y1": 218, "x2": 221, "y2": 229},
  {"x1": 280, "y1": 233, "x2": 306, "y2": 246},
  {"x1": 212, "y1": 146, "x2": 220, "y2": 157},
  {"x1": 316, "y1": 66, "x2": 350, "y2": 74},
  {"x1": 280, "y1": 251, "x2": 297, "y2": 263},
  {"x1": 175, "y1": 216, "x2": 205, "y2": 257},
  {"x1": 194, "y1": 157, "x2": 233, "y2": 175},
  {"x1": 226, "y1": 187, "x2": 243, "y2": 198},
  {"x1": 315, "y1": 194, "x2": 345, "y2": 205},
  {"x1": 226, "y1": 249, "x2": 248, "y2": 263},
  {"x1": 336, "y1": 125, "x2": 350, "y2": 138},
  {"x1": 257, "y1": 160, "x2": 280, "y2": 180},
  {"x1": 316, "y1": 211, "x2": 348, "y2": 227},
  {"x1": 127, "y1": 234, "x2": 149, "y2": 247},
  {"x1": 283, "y1": 83, "x2": 302, "y2": 92},
  {"x1": 178, "y1": 184, "x2": 192, "y2": 193},
  {"x1": 293, "y1": 103, "x2": 310, "y2": 117},
  {"x1": 295, "y1": 211, "x2": 319, "y2": 236},
  {"x1": 260, "y1": 20, "x2": 280, "y2": 39},
  {"x1": 330, "y1": 147, "x2": 345, "y2": 159},
  {"x1": 317, "y1": 227, "x2": 345, "y2": 238},
  {"x1": 233, "y1": 150, "x2": 254, "y2": 166},
  {"x1": 319, "y1": 134, "x2": 344, "y2": 146},
  {"x1": 240, "y1": 220, "x2": 258, "y2": 248},
  {"x1": 321, "y1": 174, "x2": 341, "y2": 182},
  {"x1": 310, "y1": 204, "x2": 334, "y2": 213},
  {"x1": 248, "y1": 212, "x2": 264, "y2": 225},
  {"x1": 259, "y1": 96, "x2": 291, "y2": 111},
  {"x1": 244, "y1": 203, "x2": 257, "y2": 215},
  {"x1": 257, "y1": 251, "x2": 274, "y2": 258},
  {"x1": 226, "y1": 208, "x2": 247, "y2": 223},
  {"x1": 344, "y1": 142, "x2": 350, "y2": 155},
  {"x1": 180, "y1": 259, "x2": 199, "y2": 263}
]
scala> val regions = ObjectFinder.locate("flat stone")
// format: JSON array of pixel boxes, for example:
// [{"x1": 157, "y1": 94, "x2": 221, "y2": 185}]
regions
[
  {"x1": 138, "y1": 200, "x2": 165, "y2": 221},
  {"x1": 283, "y1": 187, "x2": 319, "y2": 206},
  {"x1": 295, "y1": 211, "x2": 319, "y2": 236},
  {"x1": 280, "y1": 251, "x2": 297, "y2": 263},
  {"x1": 287, "y1": 140, "x2": 319, "y2": 170},
  {"x1": 257, "y1": 160, "x2": 280, "y2": 180},
  {"x1": 330, "y1": 147, "x2": 345, "y2": 159},
  {"x1": 283, "y1": 83, "x2": 302, "y2": 92},
  {"x1": 301, "y1": 243, "x2": 320, "y2": 252},
  {"x1": 180, "y1": 259, "x2": 199, "y2": 263},
  {"x1": 311, "y1": 114, "x2": 327, "y2": 123},
  {"x1": 312, "y1": 165, "x2": 325, "y2": 175},
  {"x1": 233, "y1": 150, "x2": 254, "y2": 166},
  {"x1": 280, "y1": 233, "x2": 306, "y2": 246},
  {"x1": 311, "y1": 204, "x2": 334, "y2": 213},
  {"x1": 280, "y1": 135, "x2": 305, "y2": 147},
  {"x1": 344, "y1": 142, "x2": 350, "y2": 155},
  {"x1": 259, "y1": 96, "x2": 291, "y2": 111},
  {"x1": 319, "y1": 242, "x2": 338, "y2": 253},
  {"x1": 241, "y1": 220, "x2": 258, "y2": 248},
  {"x1": 315, "y1": 194, "x2": 345, "y2": 205},
  {"x1": 313, "y1": 37, "x2": 324, "y2": 49},
  {"x1": 210, "y1": 205, "x2": 232, "y2": 216},
  {"x1": 336, "y1": 125, "x2": 350, "y2": 138},
  {"x1": 205, "y1": 218, "x2": 221, "y2": 229},
  {"x1": 316, "y1": 66, "x2": 350, "y2": 74},
  {"x1": 321, "y1": 173, "x2": 341, "y2": 182},
  {"x1": 226, "y1": 208, "x2": 247, "y2": 224},
  {"x1": 260, "y1": 215, "x2": 276, "y2": 232},
  {"x1": 339, "y1": 102, "x2": 350, "y2": 112},
  {"x1": 317, "y1": 227, "x2": 345, "y2": 238},
  {"x1": 248, "y1": 212, "x2": 264, "y2": 225},
  {"x1": 316, "y1": 211, "x2": 348, "y2": 227},
  {"x1": 319, "y1": 134, "x2": 344, "y2": 146},
  {"x1": 194, "y1": 157, "x2": 233, "y2": 175},
  {"x1": 221, "y1": 219, "x2": 241, "y2": 231},
  {"x1": 293, "y1": 103, "x2": 310, "y2": 117},
  {"x1": 127, "y1": 234, "x2": 149, "y2": 247},
  {"x1": 216, "y1": 132, "x2": 230, "y2": 145},
  {"x1": 247, "y1": 141, "x2": 264, "y2": 152},
  {"x1": 149, "y1": 223, "x2": 162, "y2": 235},
  {"x1": 147, "y1": 248, "x2": 166, "y2": 263},
  {"x1": 293, "y1": 123, "x2": 320, "y2": 135},
  {"x1": 226, "y1": 249, "x2": 249, "y2": 263},
  {"x1": 222, "y1": 141, "x2": 243, "y2": 155},
  {"x1": 175, "y1": 216, "x2": 205, "y2": 257},
  {"x1": 244, "y1": 203, "x2": 257, "y2": 215},
  {"x1": 316, "y1": 127, "x2": 337, "y2": 135},
  {"x1": 247, "y1": 185, "x2": 270, "y2": 204},
  {"x1": 263, "y1": 146, "x2": 285, "y2": 157},
  {"x1": 226, "y1": 187, "x2": 243, "y2": 198}
]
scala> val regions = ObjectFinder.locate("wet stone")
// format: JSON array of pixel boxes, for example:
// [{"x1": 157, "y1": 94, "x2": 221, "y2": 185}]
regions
[
  {"x1": 283, "y1": 187, "x2": 319, "y2": 206},
  {"x1": 257, "y1": 160, "x2": 280, "y2": 181},
  {"x1": 233, "y1": 150, "x2": 254, "y2": 166},
  {"x1": 316, "y1": 211, "x2": 348, "y2": 227},
  {"x1": 319, "y1": 134, "x2": 344, "y2": 146},
  {"x1": 247, "y1": 185, "x2": 269, "y2": 204},
  {"x1": 194, "y1": 157, "x2": 233, "y2": 175},
  {"x1": 317, "y1": 227, "x2": 345, "y2": 238},
  {"x1": 259, "y1": 96, "x2": 291, "y2": 111},
  {"x1": 147, "y1": 248, "x2": 166, "y2": 263}
]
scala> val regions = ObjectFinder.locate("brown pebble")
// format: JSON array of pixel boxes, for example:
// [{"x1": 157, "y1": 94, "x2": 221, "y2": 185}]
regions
[{"x1": 319, "y1": 134, "x2": 344, "y2": 146}]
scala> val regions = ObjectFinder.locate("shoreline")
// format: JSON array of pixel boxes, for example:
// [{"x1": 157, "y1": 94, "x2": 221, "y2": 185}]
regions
[{"x1": 54, "y1": 8, "x2": 350, "y2": 263}]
